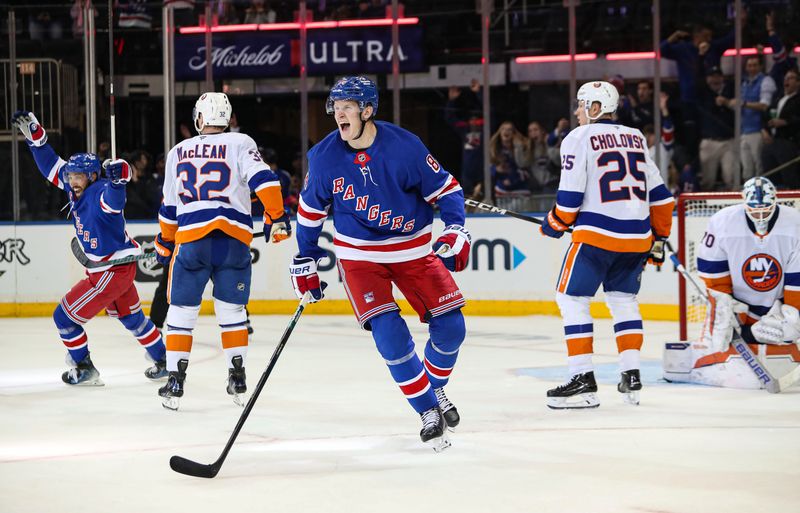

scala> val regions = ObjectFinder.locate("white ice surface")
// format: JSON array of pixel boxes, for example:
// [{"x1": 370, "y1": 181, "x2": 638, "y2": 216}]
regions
[{"x1": 0, "y1": 314, "x2": 798, "y2": 513}]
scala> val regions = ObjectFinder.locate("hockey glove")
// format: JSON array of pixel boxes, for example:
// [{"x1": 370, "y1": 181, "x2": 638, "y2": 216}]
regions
[
  {"x1": 752, "y1": 301, "x2": 800, "y2": 344},
  {"x1": 289, "y1": 254, "x2": 324, "y2": 302},
  {"x1": 10, "y1": 111, "x2": 47, "y2": 147},
  {"x1": 433, "y1": 225, "x2": 472, "y2": 272},
  {"x1": 264, "y1": 210, "x2": 292, "y2": 244},
  {"x1": 647, "y1": 237, "x2": 667, "y2": 266},
  {"x1": 103, "y1": 158, "x2": 132, "y2": 186},
  {"x1": 539, "y1": 209, "x2": 569, "y2": 239},
  {"x1": 153, "y1": 233, "x2": 175, "y2": 268}
]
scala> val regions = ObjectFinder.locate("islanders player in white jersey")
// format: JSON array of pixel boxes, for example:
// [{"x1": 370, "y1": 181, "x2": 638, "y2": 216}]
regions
[
  {"x1": 290, "y1": 76, "x2": 470, "y2": 451},
  {"x1": 154, "y1": 92, "x2": 290, "y2": 410},
  {"x1": 663, "y1": 177, "x2": 800, "y2": 388},
  {"x1": 539, "y1": 81, "x2": 675, "y2": 409}
]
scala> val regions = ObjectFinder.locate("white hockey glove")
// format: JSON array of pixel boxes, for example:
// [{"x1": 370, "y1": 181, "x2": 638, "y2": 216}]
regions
[
  {"x1": 752, "y1": 301, "x2": 800, "y2": 344},
  {"x1": 11, "y1": 110, "x2": 48, "y2": 147},
  {"x1": 706, "y1": 289, "x2": 748, "y2": 351}
]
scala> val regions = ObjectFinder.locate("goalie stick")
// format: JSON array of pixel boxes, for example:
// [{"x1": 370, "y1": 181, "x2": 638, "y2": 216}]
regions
[
  {"x1": 170, "y1": 286, "x2": 321, "y2": 478},
  {"x1": 664, "y1": 241, "x2": 785, "y2": 393}
]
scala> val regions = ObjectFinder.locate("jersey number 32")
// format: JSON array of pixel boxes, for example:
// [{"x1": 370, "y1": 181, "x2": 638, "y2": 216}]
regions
[{"x1": 177, "y1": 161, "x2": 231, "y2": 204}]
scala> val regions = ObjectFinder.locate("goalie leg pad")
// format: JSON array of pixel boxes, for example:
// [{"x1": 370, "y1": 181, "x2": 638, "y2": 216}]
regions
[
  {"x1": 165, "y1": 304, "x2": 200, "y2": 372},
  {"x1": 371, "y1": 311, "x2": 438, "y2": 414},
  {"x1": 54, "y1": 304, "x2": 89, "y2": 364},
  {"x1": 214, "y1": 298, "x2": 248, "y2": 368},
  {"x1": 424, "y1": 309, "x2": 466, "y2": 389},
  {"x1": 556, "y1": 293, "x2": 594, "y2": 375},
  {"x1": 605, "y1": 291, "x2": 643, "y2": 371}
]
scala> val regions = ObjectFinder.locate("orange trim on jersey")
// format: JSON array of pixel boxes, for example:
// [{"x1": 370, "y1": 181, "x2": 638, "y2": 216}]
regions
[
  {"x1": 159, "y1": 219, "x2": 178, "y2": 242},
  {"x1": 256, "y1": 185, "x2": 285, "y2": 221},
  {"x1": 175, "y1": 220, "x2": 254, "y2": 246},
  {"x1": 221, "y1": 329, "x2": 249, "y2": 349},
  {"x1": 557, "y1": 243, "x2": 581, "y2": 293},
  {"x1": 695, "y1": 343, "x2": 800, "y2": 369},
  {"x1": 701, "y1": 276, "x2": 733, "y2": 295},
  {"x1": 571, "y1": 230, "x2": 652, "y2": 253},
  {"x1": 784, "y1": 289, "x2": 800, "y2": 310},
  {"x1": 567, "y1": 336, "x2": 593, "y2": 356},
  {"x1": 553, "y1": 206, "x2": 578, "y2": 226},
  {"x1": 166, "y1": 244, "x2": 180, "y2": 304},
  {"x1": 166, "y1": 333, "x2": 193, "y2": 352},
  {"x1": 649, "y1": 201, "x2": 675, "y2": 238},
  {"x1": 616, "y1": 333, "x2": 643, "y2": 352}
]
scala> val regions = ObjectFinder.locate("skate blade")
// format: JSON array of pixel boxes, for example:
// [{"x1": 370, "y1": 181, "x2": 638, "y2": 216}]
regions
[
  {"x1": 161, "y1": 396, "x2": 180, "y2": 411},
  {"x1": 547, "y1": 392, "x2": 599, "y2": 410},
  {"x1": 621, "y1": 390, "x2": 640, "y2": 405},
  {"x1": 425, "y1": 433, "x2": 452, "y2": 453},
  {"x1": 70, "y1": 377, "x2": 105, "y2": 386},
  {"x1": 230, "y1": 392, "x2": 247, "y2": 407}
]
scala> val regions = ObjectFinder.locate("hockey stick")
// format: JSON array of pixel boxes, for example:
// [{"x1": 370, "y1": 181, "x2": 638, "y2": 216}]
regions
[
  {"x1": 464, "y1": 198, "x2": 574, "y2": 233},
  {"x1": 665, "y1": 240, "x2": 781, "y2": 393},
  {"x1": 170, "y1": 286, "x2": 321, "y2": 478},
  {"x1": 70, "y1": 231, "x2": 268, "y2": 269},
  {"x1": 108, "y1": 0, "x2": 116, "y2": 160}
]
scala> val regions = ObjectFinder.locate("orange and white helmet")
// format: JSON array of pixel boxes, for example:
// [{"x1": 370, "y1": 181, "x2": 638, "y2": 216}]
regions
[
  {"x1": 576, "y1": 81, "x2": 619, "y2": 120},
  {"x1": 193, "y1": 92, "x2": 232, "y2": 133}
]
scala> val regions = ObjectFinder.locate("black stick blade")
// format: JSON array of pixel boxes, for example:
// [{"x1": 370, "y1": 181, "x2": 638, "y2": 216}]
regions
[{"x1": 170, "y1": 455, "x2": 220, "y2": 478}]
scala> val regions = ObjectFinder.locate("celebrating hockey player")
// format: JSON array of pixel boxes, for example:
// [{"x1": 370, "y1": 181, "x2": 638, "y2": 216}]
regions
[
  {"x1": 663, "y1": 177, "x2": 800, "y2": 388},
  {"x1": 290, "y1": 76, "x2": 469, "y2": 451},
  {"x1": 11, "y1": 111, "x2": 167, "y2": 385},
  {"x1": 154, "y1": 92, "x2": 291, "y2": 410},
  {"x1": 539, "y1": 81, "x2": 675, "y2": 409}
]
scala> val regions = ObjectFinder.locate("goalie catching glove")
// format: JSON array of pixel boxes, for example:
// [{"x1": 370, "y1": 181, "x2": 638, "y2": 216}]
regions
[
  {"x1": 752, "y1": 301, "x2": 800, "y2": 344},
  {"x1": 10, "y1": 111, "x2": 48, "y2": 147},
  {"x1": 289, "y1": 254, "x2": 324, "y2": 302},
  {"x1": 432, "y1": 225, "x2": 471, "y2": 272}
]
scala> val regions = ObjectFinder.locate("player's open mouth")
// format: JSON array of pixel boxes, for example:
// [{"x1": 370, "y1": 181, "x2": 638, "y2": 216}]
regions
[{"x1": 339, "y1": 122, "x2": 351, "y2": 135}]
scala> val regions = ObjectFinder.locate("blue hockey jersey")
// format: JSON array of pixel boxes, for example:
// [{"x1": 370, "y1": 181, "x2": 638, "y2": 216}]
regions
[
  {"x1": 28, "y1": 144, "x2": 141, "y2": 273},
  {"x1": 297, "y1": 121, "x2": 465, "y2": 263}
]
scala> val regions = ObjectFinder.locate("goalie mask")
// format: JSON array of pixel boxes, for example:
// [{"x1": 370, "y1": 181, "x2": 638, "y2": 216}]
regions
[
  {"x1": 742, "y1": 176, "x2": 778, "y2": 235},
  {"x1": 576, "y1": 81, "x2": 619, "y2": 120},
  {"x1": 193, "y1": 92, "x2": 232, "y2": 133}
]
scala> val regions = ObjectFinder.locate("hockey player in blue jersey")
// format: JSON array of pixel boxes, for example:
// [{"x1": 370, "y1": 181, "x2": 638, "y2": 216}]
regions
[
  {"x1": 11, "y1": 111, "x2": 167, "y2": 386},
  {"x1": 289, "y1": 77, "x2": 470, "y2": 452}
]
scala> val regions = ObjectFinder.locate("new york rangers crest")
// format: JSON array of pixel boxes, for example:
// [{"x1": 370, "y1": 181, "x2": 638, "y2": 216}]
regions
[{"x1": 354, "y1": 151, "x2": 371, "y2": 167}]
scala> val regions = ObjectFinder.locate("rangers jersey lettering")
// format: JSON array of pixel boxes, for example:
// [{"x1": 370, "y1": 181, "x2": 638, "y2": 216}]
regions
[
  {"x1": 159, "y1": 132, "x2": 284, "y2": 245},
  {"x1": 554, "y1": 120, "x2": 674, "y2": 252},
  {"x1": 697, "y1": 204, "x2": 800, "y2": 322},
  {"x1": 298, "y1": 121, "x2": 464, "y2": 263}
]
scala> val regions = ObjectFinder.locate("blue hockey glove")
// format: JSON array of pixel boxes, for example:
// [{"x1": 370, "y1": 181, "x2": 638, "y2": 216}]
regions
[
  {"x1": 539, "y1": 209, "x2": 569, "y2": 239},
  {"x1": 647, "y1": 236, "x2": 667, "y2": 266},
  {"x1": 264, "y1": 209, "x2": 292, "y2": 244},
  {"x1": 103, "y1": 158, "x2": 133, "y2": 186},
  {"x1": 153, "y1": 233, "x2": 175, "y2": 268},
  {"x1": 11, "y1": 111, "x2": 47, "y2": 147},
  {"x1": 289, "y1": 254, "x2": 323, "y2": 302}
]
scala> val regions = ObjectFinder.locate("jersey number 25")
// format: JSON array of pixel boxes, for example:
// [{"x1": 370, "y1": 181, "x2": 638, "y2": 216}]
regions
[
  {"x1": 177, "y1": 161, "x2": 231, "y2": 204},
  {"x1": 597, "y1": 150, "x2": 646, "y2": 202}
]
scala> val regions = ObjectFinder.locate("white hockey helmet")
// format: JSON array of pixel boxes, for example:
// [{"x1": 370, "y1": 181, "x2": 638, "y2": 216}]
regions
[
  {"x1": 742, "y1": 176, "x2": 778, "y2": 235},
  {"x1": 193, "y1": 92, "x2": 232, "y2": 133},
  {"x1": 576, "y1": 81, "x2": 619, "y2": 120}
]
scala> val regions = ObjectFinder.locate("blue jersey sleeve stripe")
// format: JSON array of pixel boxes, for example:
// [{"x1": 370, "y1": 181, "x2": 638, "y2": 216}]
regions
[
  {"x1": 158, "y1": 204, "x2": 177, "y2": 221},
  {"x1": 556, "y1": 190, "x2": 584, "y2": 209},
  {"x1": 248, "y1": 170, "x2": 280, "y2": 191},
  {"x1": 574, "y1": 212, "x2": 651, "y2": 234},
  {"x1": 785, "y1": 272, "x2": 800, "y2": 286},
  {"x1": 697, "y1": 258, "x2": 730, "y2": 274},
  {"x1": 648, "y1": 184, "x2": 673, "y2": 202}
]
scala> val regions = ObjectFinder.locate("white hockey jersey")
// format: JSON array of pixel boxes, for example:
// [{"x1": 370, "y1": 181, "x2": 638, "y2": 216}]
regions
[
  {"x1": 159, "y1": 131, "x2": 284, "y2": 245},
  {"x1": 553, "y1": 120, "x2": 674, "y2": 253},
  {"x1": 697, "y1": 204, "x2": 800, "y2": 323}
]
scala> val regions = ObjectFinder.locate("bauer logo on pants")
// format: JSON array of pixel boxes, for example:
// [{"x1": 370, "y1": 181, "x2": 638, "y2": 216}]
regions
[{"x1": 741, "y1": 253, "x2": 782, "y2": 292}]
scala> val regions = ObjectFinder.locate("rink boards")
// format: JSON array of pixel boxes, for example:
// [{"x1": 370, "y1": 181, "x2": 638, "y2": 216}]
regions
[{"x1": 0, "y1": 216, "x2": 681, "y2": 318}]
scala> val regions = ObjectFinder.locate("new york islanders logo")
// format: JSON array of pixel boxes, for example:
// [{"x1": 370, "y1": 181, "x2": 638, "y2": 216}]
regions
[{"x1": 741, "y1": 253, "x2": 782, "y2": 292}]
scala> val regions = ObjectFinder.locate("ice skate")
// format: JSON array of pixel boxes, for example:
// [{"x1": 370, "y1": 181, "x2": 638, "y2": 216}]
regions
[
  {"x1": 419, "y1": 406, "x2": 451, "y2": 452},
  {"x1": 144, "y1": 358, "x2": 168, "y2": 380},
  {"x1": 617, "y1": 369, "x2": 642, "y2": 405},
  {"x1": 546, "y1": 371, "x2": 599, "y2": 410},
  {"x1": 62, "y1": 354, "x2": 104, "y2": 386},
  {"x1": 226, "y1": 355, "x2": 247, "y2": 407},
  {"x1": 159, "y1": 359, "x2": 188, "y2": 411},
  {"x1": 434, "y1": 387, "x2": 460, "y2": 430}
]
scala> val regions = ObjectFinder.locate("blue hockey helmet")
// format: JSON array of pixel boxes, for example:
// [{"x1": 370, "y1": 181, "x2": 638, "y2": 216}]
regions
[
  {"x1": 325, "y1": 76, "x2": 378, "y2": 118},
  {"x1": 63, "y1": 153, "x2": 101, "y2": 181}
]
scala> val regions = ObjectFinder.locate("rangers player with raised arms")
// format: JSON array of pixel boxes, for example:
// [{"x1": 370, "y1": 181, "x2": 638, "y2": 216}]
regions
[
  {"x1": 11, "y1": 111, "x2": 167, "y2": 385},
  {"x1": 289, "y1": 76, "x2": 470, "y2": 451},
  {"x1": 539, "y1": 81, "x2": 675, "y2": 409},
  {"x1": 663, "y1": 177, "x2": 800, "y2": 388},
  {"x1": 154, "y1": 92, "x2": 291, "y2": 410}
]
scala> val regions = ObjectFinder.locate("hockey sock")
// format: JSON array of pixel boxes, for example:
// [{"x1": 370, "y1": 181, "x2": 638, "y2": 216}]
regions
[
  {"x1": 424, "y1": 309, "x2": 466, "y2": 389},
  {"x1": 556, "y1": 293, "x2": 595, "y2": 375},
  {"x1": 215, "y1": 299, "x2": 248, "y2": 368},
  {"x1": 53, "y1": 304, "x2": 89, "y2": 363},
  {"x1": 119, "y1": 311, "x2": 166, "y2": 362},
  {"x1": 606, "y1": 291, "x2": 643, "y2": 372},
  {"x1": 371, "y1": 311, "x2": 438, "y2": 413},
  {"x1": 165, "y1": 305, "x2": 200, "y2": 372}
]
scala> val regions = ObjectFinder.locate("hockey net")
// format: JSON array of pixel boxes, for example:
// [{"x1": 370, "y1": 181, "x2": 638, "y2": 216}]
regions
[{"x1": 677, "y1": 191, "x2": 800, "y2": 341}]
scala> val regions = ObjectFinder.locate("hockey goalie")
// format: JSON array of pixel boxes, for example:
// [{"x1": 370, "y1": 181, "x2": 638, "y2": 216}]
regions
[{"x1": 664, "y1": 177, "x2": 800, "y2": 389}]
